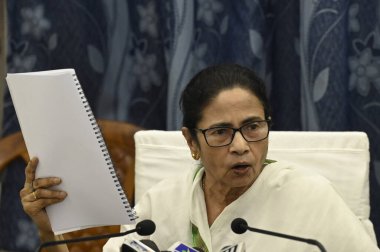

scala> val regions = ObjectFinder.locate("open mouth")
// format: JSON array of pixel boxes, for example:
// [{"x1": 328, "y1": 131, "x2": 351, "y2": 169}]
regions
[
  {"x1": 231, "y1": 164, "x2": 250, "y2": 175},
  {"x1": 232, "y1": 164, "x2": 250, "y2": 170}
]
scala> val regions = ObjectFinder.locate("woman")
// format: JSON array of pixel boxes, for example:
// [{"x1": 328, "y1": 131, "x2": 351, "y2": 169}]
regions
[{"x1": 21, "y1": 64, "x2": 379, "y2": 251}]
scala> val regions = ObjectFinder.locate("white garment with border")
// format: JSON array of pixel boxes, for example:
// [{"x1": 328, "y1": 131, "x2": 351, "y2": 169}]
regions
[{"x1": 104, "y1": 162, "x2": 379, "y2": 252}]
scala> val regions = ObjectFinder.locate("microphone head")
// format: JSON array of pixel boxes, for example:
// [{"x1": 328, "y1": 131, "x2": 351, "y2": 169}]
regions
[
  {"x1": 120, "y1": 244, "x2": 138, "y2": 252},
  {"x1": 136, "y1": 219, "x2": 156, "y2": 236},
  {"x1": 231, "y1": 218, "x2": 248, "y2": 234},
  {"x1": 140, "y1": 239, "x2": 160, "y2": 252}
]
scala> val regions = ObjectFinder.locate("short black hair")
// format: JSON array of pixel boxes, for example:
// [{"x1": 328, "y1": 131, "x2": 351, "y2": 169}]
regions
[{"x1": 180, "y1": 63, "x2": 271, "y2": 137}]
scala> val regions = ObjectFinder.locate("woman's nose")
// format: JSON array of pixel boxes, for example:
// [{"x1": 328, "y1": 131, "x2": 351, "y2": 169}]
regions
[{"x1": 229, "y1": 131, "x2": 249, "y2": 154}]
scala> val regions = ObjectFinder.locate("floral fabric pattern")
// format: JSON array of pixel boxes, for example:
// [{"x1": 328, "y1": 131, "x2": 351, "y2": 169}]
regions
[
  {"x1": 2, "y1": 0, "x2": 380, "y2": 251},
  {"x1": 20, "y1": 5, "x2": 51, "y2": 40},
  {"x1": 349, "y1": 47, "x2": 379, "y2": 96}
]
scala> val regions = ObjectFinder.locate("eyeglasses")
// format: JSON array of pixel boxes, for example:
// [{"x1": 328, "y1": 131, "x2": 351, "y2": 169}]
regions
[{"x1": 195, "y1": 119, "x2": 271, "y2": 147}]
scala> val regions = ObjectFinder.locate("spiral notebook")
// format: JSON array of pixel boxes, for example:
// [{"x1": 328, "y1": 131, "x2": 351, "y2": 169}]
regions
[{"x1": 6, "y1": 69, "x2": 136, "y2": 235}]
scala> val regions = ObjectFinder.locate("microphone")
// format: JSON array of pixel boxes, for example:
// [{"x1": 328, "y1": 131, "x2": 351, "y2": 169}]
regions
[
  {"x1": 36, "y1": 219, "x2": 156, "y2": 252},
  {"x1": 140, "y1": 239, "x2": 160, "y2": 252},
  {"x1": 121, "y1": 239, "x2": 159, "y2": 252},
  {"x1": 220, "y1": 242, "x2": 245, "y2": 252},
  {"x1": 121, "y1": 244, "x2": 138, "y2": 252},
  {"x1": 167, "y1": 242, "x2": 202, "y2": 252},
  {"x1": 231, "y1": 218, "x2": 327, "y2": 252}
]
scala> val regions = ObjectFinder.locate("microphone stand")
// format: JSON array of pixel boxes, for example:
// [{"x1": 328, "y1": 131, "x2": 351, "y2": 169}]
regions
[
  {"x1": 36, "y1": 228, "x2": 136, "y2": 252},
  {"x1": 231, "y1": 218, "x2": 327, "y2": 252},
  {"x1": 246, "y1": 226, "x2": 327, "y2": 252},
  {"x1": 36, "y1": 219, "x2": 156, "y2": 252}
]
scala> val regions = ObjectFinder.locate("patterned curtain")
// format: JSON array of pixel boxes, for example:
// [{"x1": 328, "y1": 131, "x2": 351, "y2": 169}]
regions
[
  {"x1": 0, "y1": 0, "x2": 6, "y2": 130},
  {"x1": 0, "y1": 0, "x2": 6, "y2": 233},
  {"x1": 1, "y1": 0, "x2": 379, "y2": 251}
]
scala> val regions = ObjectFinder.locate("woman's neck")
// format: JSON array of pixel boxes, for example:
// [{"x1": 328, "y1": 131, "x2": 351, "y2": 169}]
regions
[{"x1": 202, "y1": 174, "x2": 252, "y2": 226}]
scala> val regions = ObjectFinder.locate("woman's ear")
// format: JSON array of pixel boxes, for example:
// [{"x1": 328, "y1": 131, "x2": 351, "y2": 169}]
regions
[{"x1": 181, "y1": 127, "x2": 200, "y2": 160}]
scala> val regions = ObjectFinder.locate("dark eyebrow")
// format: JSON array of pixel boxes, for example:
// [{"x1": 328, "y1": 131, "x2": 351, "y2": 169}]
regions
[
  {"x1": 206, "y1": 116, "x2": 265, "y2": 129},
  {"x1": 241, "y1": 116, "x2": 265, "y2": 125},
  {"x1": 207, "y1": 122, "x2": 232, "y2": 128}
]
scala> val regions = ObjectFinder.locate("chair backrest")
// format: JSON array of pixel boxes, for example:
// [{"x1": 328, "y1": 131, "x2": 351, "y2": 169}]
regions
[
  {"x1": 134, "y1": 130, "x2": 376, "y2": 240},
  {"x1": 0, "y1": 120, "x2": 142, "y2": 252}
]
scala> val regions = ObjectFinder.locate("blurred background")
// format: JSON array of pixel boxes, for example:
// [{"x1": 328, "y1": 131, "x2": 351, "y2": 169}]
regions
[{"x1": 0, "y1": 0, "x2": 379, "y2": 251}]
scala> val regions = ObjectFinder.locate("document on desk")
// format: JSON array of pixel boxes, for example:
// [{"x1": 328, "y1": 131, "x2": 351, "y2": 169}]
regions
[{"x1": 6, "y1": 69, "x2": 136, "y2": 235}]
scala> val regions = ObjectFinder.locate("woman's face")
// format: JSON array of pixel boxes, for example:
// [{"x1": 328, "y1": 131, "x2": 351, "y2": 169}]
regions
[{"x1": 183, "y1": 87, "x2": 269, "y2": 190}]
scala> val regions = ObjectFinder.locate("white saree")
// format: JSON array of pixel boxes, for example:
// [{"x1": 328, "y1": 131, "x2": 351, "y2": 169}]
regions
[{"x1": 104, "y1": 162, "x2": 379, "y2": 252}]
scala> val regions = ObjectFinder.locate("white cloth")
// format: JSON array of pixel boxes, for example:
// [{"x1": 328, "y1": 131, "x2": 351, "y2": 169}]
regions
[{"x1": 104, "y1": 162, "x2": 379, "y2": 252}]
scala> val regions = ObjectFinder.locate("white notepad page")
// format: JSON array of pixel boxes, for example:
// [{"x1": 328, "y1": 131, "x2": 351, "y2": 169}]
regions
[{"x1": 6, "y1": 69, "x2": 135, "y2": 235}]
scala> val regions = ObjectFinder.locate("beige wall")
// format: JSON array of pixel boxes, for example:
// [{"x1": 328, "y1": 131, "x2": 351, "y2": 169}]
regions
[{"x1": 0, "y1": 0, "x2": 6, "y2": 133}]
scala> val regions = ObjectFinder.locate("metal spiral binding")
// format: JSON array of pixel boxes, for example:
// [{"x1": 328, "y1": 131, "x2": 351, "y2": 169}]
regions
[{"x1": 72, "y1": 73, "x2": 137, "y2": 220}]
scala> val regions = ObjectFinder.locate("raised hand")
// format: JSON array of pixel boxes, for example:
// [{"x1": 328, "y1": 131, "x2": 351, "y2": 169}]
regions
[{"x1": 20, "y1": 157, "x2": 67, "y2": 238}]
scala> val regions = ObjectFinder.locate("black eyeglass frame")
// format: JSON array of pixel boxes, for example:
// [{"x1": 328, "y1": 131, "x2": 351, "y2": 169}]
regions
[{"x1": 195, "y1": 118, "x2": 272, "y2": 147}]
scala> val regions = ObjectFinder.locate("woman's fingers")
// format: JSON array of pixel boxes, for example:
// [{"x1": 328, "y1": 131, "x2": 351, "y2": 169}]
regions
[
  {"x1": 23, "y1": 188, "x2": 67, "y2": 202},
  {"x1": 32, "y1": 177, "x2": 62, "y2": 190},
  {"x1": 20, "y1": 157, "x2": 63, "y2": 198},
  {"x1": 20, "y1": 157, "x2": 39, "y2": 197},
  {"x1": 20, "y1": 156, "x2": 67, "y2": 215},
  {"x1": 21, "y1": 188, "x2": 67, "y2": 216},
  {"x1": 25, "y1": 157, "x2": 38, "y2": 185},
  {"x1": 22, "y1": 194, "x2": 66, "y2": 210},
  {"x1": 19, "y1": 156, "x2": 68, "y2": 234},
  {"x1": 20, "y1": 179, "x2": 67, "y2": 207}
]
